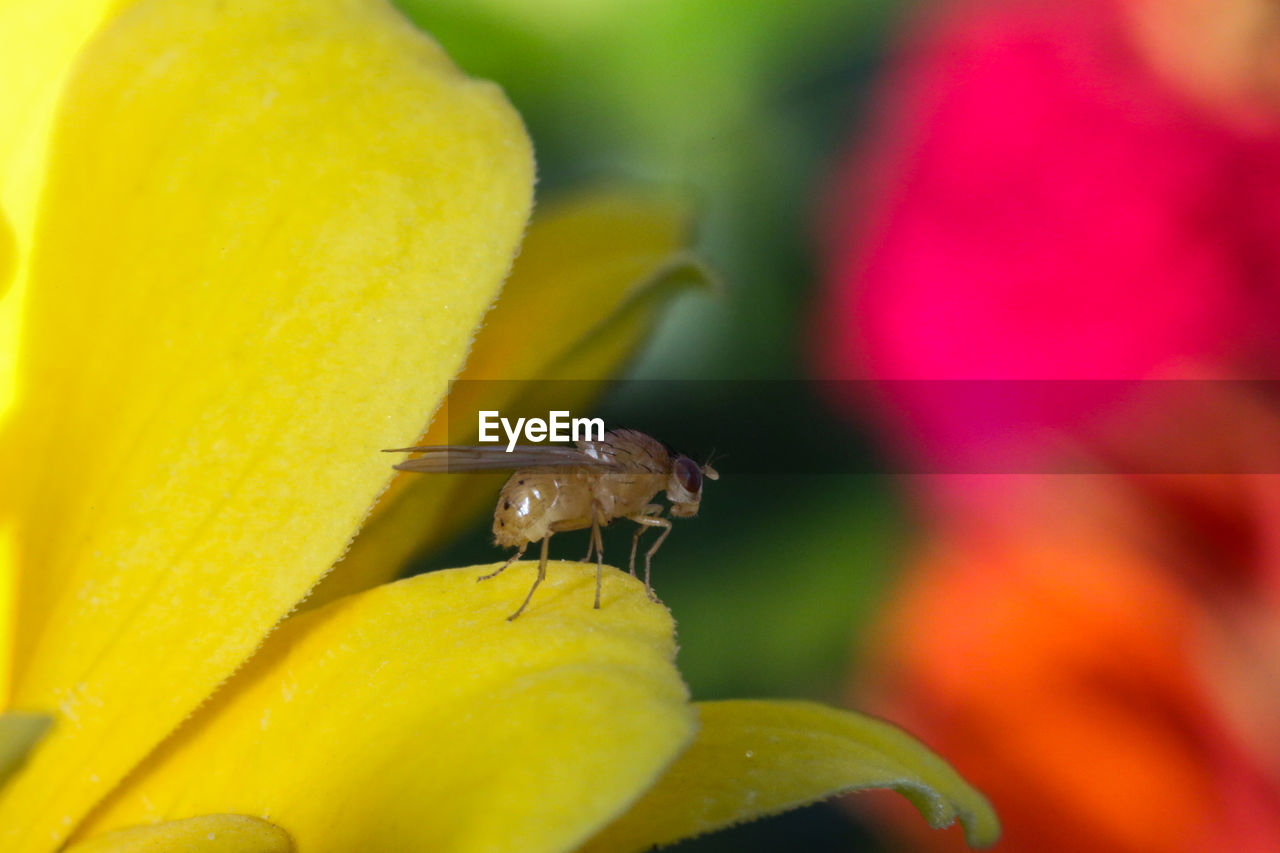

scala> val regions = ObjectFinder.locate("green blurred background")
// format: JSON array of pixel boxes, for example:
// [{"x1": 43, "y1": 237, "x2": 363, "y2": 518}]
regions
[{"x1": 392, "y1": 2, "x2": 916, "y2": 849}]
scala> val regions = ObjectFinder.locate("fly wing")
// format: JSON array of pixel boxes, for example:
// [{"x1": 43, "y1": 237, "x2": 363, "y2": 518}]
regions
[{"x1": 384, "y1": 444, "x2": 620, "y2": 473}]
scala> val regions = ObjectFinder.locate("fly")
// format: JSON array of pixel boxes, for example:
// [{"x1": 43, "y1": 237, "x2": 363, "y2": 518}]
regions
[{"x1": 385, "y1": 429, "x2": 718, "y2": 620}]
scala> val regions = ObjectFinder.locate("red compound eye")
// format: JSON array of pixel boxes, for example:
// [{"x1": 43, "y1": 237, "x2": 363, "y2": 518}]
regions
[{"x1": 675, "y1": 456, "x2": 702, "y2": 493}]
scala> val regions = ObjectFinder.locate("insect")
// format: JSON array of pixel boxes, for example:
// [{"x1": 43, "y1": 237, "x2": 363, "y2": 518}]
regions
[{"x1": 385, "y1": 429, "x2": 718, "y2": 620}]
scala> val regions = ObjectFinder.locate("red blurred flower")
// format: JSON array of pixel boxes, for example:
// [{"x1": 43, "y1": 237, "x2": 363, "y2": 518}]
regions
[{"x1": 817, "y1": 0, "x2": 1280, "y2": 850}]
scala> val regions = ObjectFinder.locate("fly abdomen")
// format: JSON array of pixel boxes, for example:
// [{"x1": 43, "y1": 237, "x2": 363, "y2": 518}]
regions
[{"x1": 492, "y1": 471, "x2": 593, "y2": 548}]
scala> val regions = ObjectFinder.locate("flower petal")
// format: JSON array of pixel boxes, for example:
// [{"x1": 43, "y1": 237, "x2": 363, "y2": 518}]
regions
[
  {"x1": 65, "y1": 815, "x2": 292, "y2": 853},
  {"x1": 0, "y1": 0, "x2": 119, "y2": 257},
  {"x1": 0, "y1": 0, "x2": 531, "y2": 847},
  {"x1": 0, "y1": 712, "x2": 51, "y2": 787},
  {"x1": 581, "y1": 699, "x2": 1001, "y2": 851},
  {"x1": 440, "y1": 189, "x2": 701, "y2": 383},
  {"x1": 0, "y1": 0, "x2": 121, "y2": 406},
  {"x1": 0, "y1": 209, "x2": 13, "y2": 298},
  {"x1": 0, "y1": 526, "x2": 12, "y2": 701},
  {"x1": 309, "y1": 190, "x2": 710, "y2": 607},
  {"x1": 77, "y1": 563, "x2": 696, "y2": 853},
  {"x1": 0, "y1": 0, "x2": 119, "y2": 659}
]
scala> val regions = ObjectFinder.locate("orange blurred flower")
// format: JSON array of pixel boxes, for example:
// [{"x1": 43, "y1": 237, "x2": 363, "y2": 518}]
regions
[{"x1": 856, "y1": 469, "x2": 1280, "y2": 852}]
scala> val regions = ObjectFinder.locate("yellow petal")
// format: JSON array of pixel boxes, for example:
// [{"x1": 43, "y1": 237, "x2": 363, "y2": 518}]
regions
[
  {"x1": 582, "y1": 699, "x2": 1002, "y2": 851},
  {"x1": 2, "y1": 208, "x2": 20, "y2": 426},
  {"x1": 0, "y1": 711, "x2": 51, "y2": 787},
  {"x1": 0, "y1": 0, "x2": 532, "y2": 847},
  {"x1": 309, "y1": 190, "x2": 711, "y2": 607},
  {"x1": 66, "y1": 815, "x2": 292, "y2": 853},
  {"x1": 0, "y1": 207, "x2": 13, "y2": 297},
  {"x1": 0, "y1": 0, "x2": 121, "y2": 254},
  {"x1": 78, "y1": 563, "x2": 696, "y2": 853},
  {"x1": 0, "y1": 524, "x2": 11, "y2": 700},
  {"x1": 537, "y1": 250, "x2": 710, "y2": 383},
  {"x1": 444, "y1": 189, "x2": 700, "y2": 383},
  {"x1": 0, "y1": 0, "x2": 122, "y2": 412}
]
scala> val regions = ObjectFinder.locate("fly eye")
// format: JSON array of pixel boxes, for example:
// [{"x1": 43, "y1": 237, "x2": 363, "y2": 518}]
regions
[{"x1": 675, "y1": 456, "x2": 702, "y2": 493}]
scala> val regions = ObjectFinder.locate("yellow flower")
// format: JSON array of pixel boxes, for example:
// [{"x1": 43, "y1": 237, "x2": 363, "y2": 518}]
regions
[{"x1": 0, "y1": 1, "x2": 999, "y2": 851}]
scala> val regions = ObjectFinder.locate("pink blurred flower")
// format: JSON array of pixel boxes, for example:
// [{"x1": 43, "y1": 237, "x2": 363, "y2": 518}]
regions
[{"x1": 818, "y1": 0, "x2": 1280, "y2": 479}]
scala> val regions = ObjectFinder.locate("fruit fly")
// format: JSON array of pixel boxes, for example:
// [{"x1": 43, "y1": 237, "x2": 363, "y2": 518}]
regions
[{"x1": 385, "y1": 429, "x2": 718, "y2": 620}]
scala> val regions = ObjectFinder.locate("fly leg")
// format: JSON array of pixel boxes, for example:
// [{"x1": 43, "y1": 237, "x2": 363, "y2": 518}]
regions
[
  {"x1": 478, "y1": 543, "x2": 527, "y2": 582},
  {"x1": 580, "y1": 514, "x2": 603, "y2": 566},
  {"x1": 507, "y1": 531, "x2": 552, "y2": 621},
  {"x1": 626, "y1": 511, "x2": 671, "y2": 602},
  {"x1": 628, "y1": 504, "x2": 663, "y2": 577},
  {"x1": 566, "y1": 510, "x2": 606, "y2": 608},
  {"x1": 589, "y1": 505, "x2": 606, "y2": 609}
]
